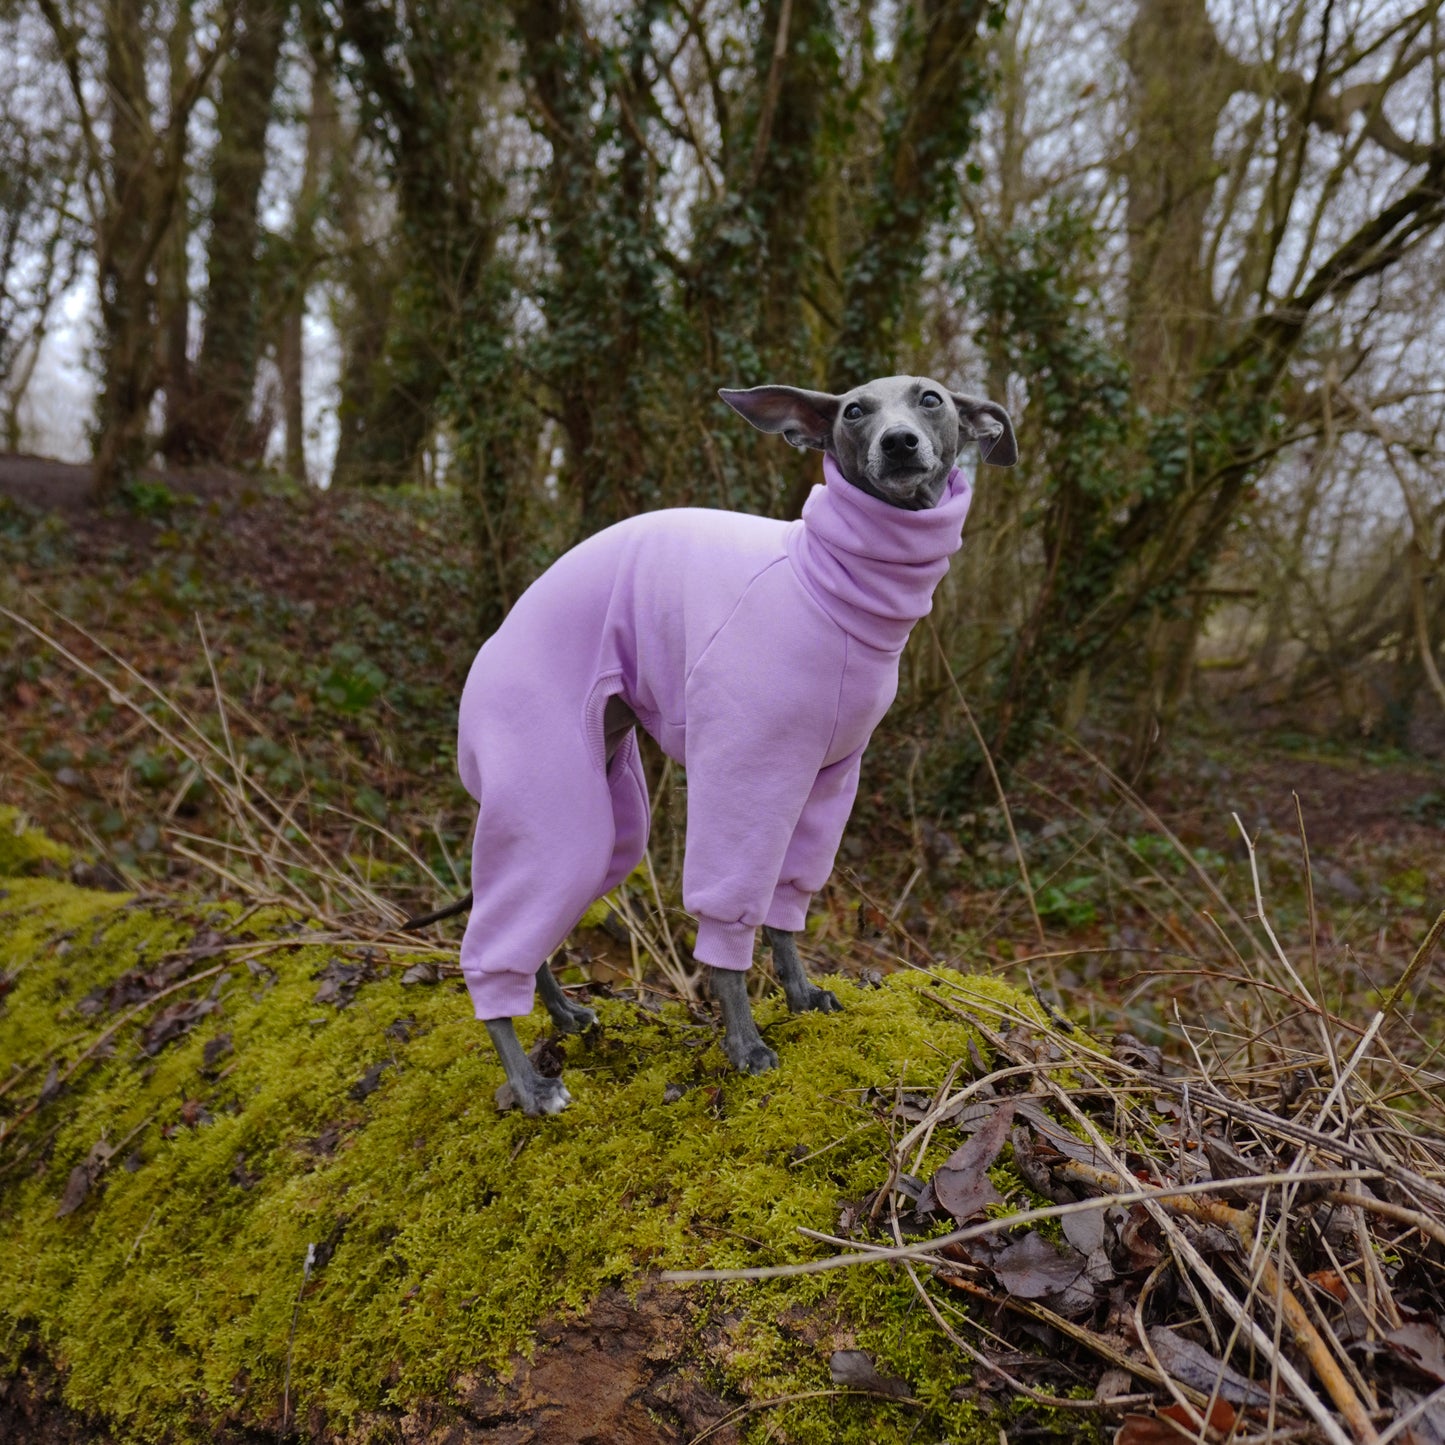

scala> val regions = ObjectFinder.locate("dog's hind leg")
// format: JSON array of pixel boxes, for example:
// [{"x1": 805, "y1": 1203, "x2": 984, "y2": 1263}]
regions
[
  {"x1": 764, "y1": 926, "x2": 842, "y2": 1014},
  {"x1": 537, "y1": 958, "x2": 597, "y2": 1033},
  {"x1": 708, "y1": 966, "x2": 779, "y2": 1074},
  {"x1": 486, "y1": 1018, "x2": 572, "y2": 1116}
]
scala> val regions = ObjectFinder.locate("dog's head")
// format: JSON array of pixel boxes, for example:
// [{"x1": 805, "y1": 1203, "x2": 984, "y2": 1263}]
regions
[{"x1": 719, "y1": 375, "x2": 1017, "y2": 510}]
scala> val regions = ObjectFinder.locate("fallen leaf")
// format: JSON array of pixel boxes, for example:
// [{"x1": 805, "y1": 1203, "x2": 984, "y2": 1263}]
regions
[
  {"x1": 1094, "y1": 1366, "x2": 1136, "y2": 1402},
  {"x1": 349, "y1": 1063, "x2": 393, "y2": 1101},
  {"x1": 1387, "y1": 1319, "x2": 1445, "y2": 1385},
  {"x1": 1161, "y1": 1398, "x2": 1239, "y2": 1432},
  {"x1": 1392, "y1": 1382, "x2": 1445, "y2": 1445},
  {"x1": 828, "y1": 1349, "x2": 911, "y2": 1399},
  {"x1": 1114, "y1": 1413, "x2": 1186, "y2": 1444},
  {"x1": 1063, "y1": 1202, "x2": 1108, "y2": 1256},
  {"x1": 992, "y1": 1231, "x2": 1093, "y2": 1314},
  {"x1": 400, "y1": 961, "x2": 439, "y2": 986},
  {"x1": 140, "y1": 996, "x2": 217, "y2": 1055},
  {"x1": 55, "y1": 1164, "x2": 93, "y2": 1219},
  {"x1": 202, "y1": 1032, "x2": 233, "y2": 1070},
  {"x1": 1147, "y1": 1327, "x2": 1276, "y2": 1406},
  {"x1": 1308, "y1": 1269, "x2": 1348, "y2": 1303},
  {"x1": 930, "y1": 1100, "x2": 1015, "y2": 1222}
]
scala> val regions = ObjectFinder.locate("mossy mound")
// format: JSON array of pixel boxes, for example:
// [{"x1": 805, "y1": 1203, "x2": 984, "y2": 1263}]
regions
[
  {"x1": 0, "y1": 861, "x2": 1047, "y2": 1443},
  {"x1": 0, "y1": 806, "x2": 72, "y2": 877}
]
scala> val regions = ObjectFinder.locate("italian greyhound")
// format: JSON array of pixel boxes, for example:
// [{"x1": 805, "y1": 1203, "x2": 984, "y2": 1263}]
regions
[{"x1": 409, "y1": 376, "x2": 1016, "y2": 1115}]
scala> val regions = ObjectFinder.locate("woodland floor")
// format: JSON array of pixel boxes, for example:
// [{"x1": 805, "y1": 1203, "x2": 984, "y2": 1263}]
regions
[{"x1": 2, "y1": 454, "x2": 1444, "y2": 1443}]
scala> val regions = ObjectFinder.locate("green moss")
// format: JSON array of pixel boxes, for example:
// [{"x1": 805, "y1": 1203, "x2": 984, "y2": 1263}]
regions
[
  {"x1": 0, "y1": 870, "x2": 1053, "y2": 1442},
  {"x1": 0, "y1": 806, "x2": 73, "y2": 877}
]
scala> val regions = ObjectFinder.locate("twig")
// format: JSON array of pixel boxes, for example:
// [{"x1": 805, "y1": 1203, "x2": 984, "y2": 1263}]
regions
[
  {"x1": 1380, "y1": 907, "x2": 1445, "y2": 1018},
  {"x1": 281, "y1": 1242, "x2": 316, "y2": 1439},
  {"x1": 658, "y1": 1168, "x2": 1382, "y2": 1282}
]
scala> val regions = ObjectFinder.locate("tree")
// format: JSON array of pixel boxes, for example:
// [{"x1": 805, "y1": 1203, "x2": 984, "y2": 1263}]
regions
[
  {"x1": 169, "y1": 0, "x2": 290, "y2": 464},
  {"x1": 35, "y1": 0, "x2": 232, "y2": 495},
  {"x1": 936, "y1": 0, "x2": 1445, "y2": 792}
]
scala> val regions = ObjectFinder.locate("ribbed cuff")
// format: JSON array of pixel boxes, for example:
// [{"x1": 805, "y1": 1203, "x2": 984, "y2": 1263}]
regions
[
  {"x1": 693, "y1": 917, "x2": 757, "y2": 971},
  {"x1": 765, "y1": 884, "x2": 812, "y2": 933},
  {"x1": 465, "y1": 966, "x2": 539, "y2": 1021}
]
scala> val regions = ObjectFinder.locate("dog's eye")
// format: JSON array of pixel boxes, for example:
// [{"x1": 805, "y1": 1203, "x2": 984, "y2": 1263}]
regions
[
  {"x1": 843, "y1": 403, "x2": 863, "y2": 421},
  {"x1": 920, "y1": 391, "x2": 943, "y2": 408}
]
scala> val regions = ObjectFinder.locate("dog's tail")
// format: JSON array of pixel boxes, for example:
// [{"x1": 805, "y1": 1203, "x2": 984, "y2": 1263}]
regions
[{"x1": 400, "y1": 891, "x2": 474, "y2": 931}]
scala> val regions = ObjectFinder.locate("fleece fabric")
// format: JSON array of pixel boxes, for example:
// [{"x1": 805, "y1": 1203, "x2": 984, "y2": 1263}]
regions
[{"x1": 457, "y1": 454, "x2": 973, "y2": 1019}]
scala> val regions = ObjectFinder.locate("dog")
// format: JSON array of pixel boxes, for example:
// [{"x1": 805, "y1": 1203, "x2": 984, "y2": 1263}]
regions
[{"x1": 421, "y1": 376, "x2": 1016, "y2": 1115}]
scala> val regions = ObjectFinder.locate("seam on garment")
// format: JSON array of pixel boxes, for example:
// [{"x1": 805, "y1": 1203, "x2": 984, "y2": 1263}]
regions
[
  {"x1": 679, "y1": 555, "x2": 792, "y2": 704},
  {"x1": 822, "y1": 633, "x2": 849, "y2": 762}
]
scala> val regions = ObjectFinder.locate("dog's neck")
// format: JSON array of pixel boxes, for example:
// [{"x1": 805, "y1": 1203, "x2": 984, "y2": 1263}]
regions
[{"x1": 784, "y1": 454, "x2": 973, "y2": 652}]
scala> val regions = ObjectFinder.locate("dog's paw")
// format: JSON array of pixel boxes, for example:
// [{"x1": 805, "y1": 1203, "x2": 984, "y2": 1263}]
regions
[
  {"x1": 550, "y1": 999, "x2": 598, "y2": 1034},
  {"x1": 788, "y1": 984, "x2": 843, "y2": 1015},
  {"x1": 496, "y1": 1076, "x2": 573, "y2": 1116},
  {"x1": 726, "y1": 1038, "x2": 780, "y2": 1075}
]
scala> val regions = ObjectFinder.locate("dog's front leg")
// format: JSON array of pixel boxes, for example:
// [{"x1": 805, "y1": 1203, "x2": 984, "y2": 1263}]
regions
[
  {"x1": 485, "y1": 1018, "x2": 573, "y2": 1116},
  {"x1": 764, "y1": 927, "x2": 842, "y2": 1014},
  {"x1": 708, "y1": 967, "x2": 779, "y2": 1074}
]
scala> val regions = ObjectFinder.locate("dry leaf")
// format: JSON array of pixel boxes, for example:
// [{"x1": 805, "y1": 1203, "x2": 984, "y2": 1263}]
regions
[
  {"x1": 1387, "y1": 1319, "x2": 1445, "y2": 1385},
  {"x1": 930, "y1": 1100, "x2": 1015, "y2": 1222},
  {"x1": 828, "y1": 1349, "x2": 911, "y2": 1399},
  {"x1": 993, "y1": 1231, "x2": 1094, "y2": 1314},
  {"x1": 1147, "y1": 1327, "x2": 1276, "y2": 1406}
]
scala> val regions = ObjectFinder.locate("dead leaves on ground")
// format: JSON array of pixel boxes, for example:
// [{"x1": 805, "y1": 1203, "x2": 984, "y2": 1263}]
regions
[{"x1": 839, "y1": 1019, "x2": 1445, "y2": 1444}]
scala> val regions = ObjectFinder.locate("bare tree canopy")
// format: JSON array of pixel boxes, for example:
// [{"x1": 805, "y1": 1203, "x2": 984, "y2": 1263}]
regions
[{"x1": 1, "y1": 0, "x2": 1443, "y2": 785}]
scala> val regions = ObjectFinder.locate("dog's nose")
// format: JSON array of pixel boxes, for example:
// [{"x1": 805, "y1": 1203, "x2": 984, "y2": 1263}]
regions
[{"x1": 880, "y1": 428, "x2": 920, "y2": 459}]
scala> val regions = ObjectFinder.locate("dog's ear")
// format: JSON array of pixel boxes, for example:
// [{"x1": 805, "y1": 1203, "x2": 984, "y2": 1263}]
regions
[
  {"x1": 718, "y1": 385, "x2": 840, "y2": 451},
  {"x1": 951, "y1": 393, "x2": 1018, "y2": 467}
]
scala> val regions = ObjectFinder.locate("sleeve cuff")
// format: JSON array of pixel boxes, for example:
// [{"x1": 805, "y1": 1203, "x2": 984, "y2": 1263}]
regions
[
  {"x1": 693, "y1": 917, "x2": 757, "y2": 971},
  {"x1": 765, "y1": 883, "x2": 812, "y2": 933}
]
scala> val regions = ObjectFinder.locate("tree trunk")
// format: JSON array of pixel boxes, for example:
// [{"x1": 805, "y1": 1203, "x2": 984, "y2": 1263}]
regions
[
  {"x1": 276, "y1": 55, "x2": 334, "y2": 485},
  {"x1": 93, "y1": 0, "x2": 158, "y2": 495},
  {"x1": 157, "y1": 0, "x2": 195, "y2": 464},
  {"x1": 182, "y1": 0, "x2": 289, "y2": 464}
]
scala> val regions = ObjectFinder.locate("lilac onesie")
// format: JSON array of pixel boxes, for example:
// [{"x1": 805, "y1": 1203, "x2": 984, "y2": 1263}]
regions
[{"x1": 457, "y1": 454, "x2": 973, "y2": 1019}]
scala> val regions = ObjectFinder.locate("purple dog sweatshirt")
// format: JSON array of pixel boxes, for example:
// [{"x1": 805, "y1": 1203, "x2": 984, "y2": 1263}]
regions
[{"x1": 457, "y1": 454, "x2": 973, "y2": 1019}]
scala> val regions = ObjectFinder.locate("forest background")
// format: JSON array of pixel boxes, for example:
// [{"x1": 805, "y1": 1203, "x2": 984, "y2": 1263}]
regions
[{"x1": 2, "y1": 0, "x2": 1445, "y2": 960}]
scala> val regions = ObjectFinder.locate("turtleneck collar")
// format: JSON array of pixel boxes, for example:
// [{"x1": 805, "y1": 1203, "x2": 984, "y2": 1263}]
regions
[{"x1": 784, "y1": 453, "x2": 973, "y2": 652}]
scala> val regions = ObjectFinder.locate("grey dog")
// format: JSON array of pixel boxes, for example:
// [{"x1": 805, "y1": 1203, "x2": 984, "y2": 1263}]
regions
[{"x1": 409, "y1": 376, "x2": 1016, "y2": 1115}]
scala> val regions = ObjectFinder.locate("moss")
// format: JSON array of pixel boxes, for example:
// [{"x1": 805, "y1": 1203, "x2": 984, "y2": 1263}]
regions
[
  {"x1": 0, "y1": 868, "x2": 1055, "y2": 1443},
  {"x1": 0, "y1": 806, "x2": 73, "y2": 877}
]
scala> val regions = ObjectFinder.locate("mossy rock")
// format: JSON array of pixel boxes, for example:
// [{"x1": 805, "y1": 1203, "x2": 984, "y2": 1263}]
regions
[{"x1": 0, "y1": 868, "x2": 1062, "y2": 1443}]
